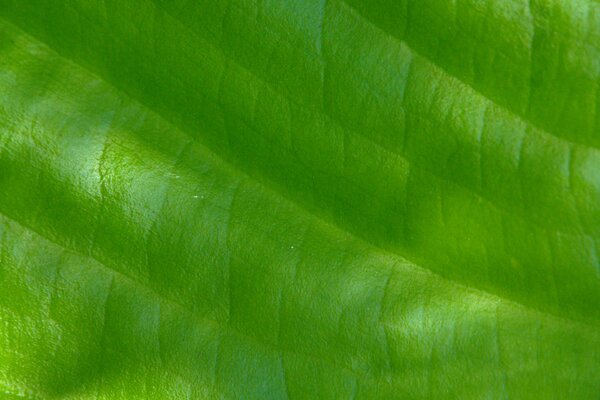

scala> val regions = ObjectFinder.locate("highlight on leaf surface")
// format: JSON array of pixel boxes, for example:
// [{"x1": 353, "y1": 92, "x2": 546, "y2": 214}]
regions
[{"x1": 0, "y1": 0, "x2": 598, "y2": 398}]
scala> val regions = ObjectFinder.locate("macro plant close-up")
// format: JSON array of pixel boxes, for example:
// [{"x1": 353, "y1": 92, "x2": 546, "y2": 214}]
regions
[{"x1": 0, "y1": 0, "x2": 599, "y2": 399}]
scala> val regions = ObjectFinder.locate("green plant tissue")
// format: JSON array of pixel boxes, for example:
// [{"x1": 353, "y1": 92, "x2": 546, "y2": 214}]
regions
[{"x1": 0, "y1": 0, "x2": 598, "y2": 398}]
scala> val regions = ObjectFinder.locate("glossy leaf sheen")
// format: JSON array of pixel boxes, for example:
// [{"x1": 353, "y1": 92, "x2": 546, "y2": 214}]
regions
[{"x1": 0, "y1": 0, "x2": 599, "y2": 398}]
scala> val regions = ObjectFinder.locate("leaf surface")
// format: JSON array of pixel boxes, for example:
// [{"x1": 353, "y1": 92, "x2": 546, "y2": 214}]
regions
[{"x1": 0, "y1": 1, "x2": 598, "y2": 398}]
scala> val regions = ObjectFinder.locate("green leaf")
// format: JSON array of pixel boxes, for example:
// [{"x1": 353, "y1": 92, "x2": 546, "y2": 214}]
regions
[{"x1": 0, "y1": 0, "x2": 598, "y2": 398}]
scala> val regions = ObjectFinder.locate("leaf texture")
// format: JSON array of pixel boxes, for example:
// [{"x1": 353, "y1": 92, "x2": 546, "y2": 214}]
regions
[{"x1": 0, "y1": 0, "x2": 598, "y2": 398}]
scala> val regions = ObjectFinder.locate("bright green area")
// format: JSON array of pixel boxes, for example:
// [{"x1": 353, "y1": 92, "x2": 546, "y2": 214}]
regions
[{"x1": 0, "y1": 0, "x2": 598, "y2": 398}]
